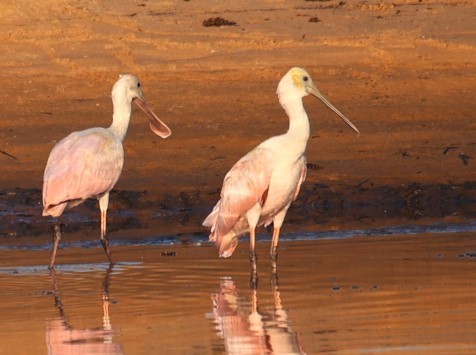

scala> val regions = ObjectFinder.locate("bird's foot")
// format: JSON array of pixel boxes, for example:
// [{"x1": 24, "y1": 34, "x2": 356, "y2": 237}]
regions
[{"x1": 100, "y1": 238, "x2": 114, "y2": 265}]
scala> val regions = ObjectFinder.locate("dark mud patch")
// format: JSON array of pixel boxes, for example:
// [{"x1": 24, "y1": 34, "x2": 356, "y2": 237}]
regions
[
  {"x1": 1, "y1": 181, "x2": 476, "y2": 240},
  {"x1": 290, "y1": 181, "x2": 476, "y2": 226},
  {"x1": 202, "y1": 17, "x2": 237, "y2": 27}
]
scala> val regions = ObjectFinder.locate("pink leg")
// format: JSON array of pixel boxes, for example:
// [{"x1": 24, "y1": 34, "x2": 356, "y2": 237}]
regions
[
  {"x1": 270, "y1": 226, "x2": 281, "y2": 262},
  {"x1": 246, "y1": 205, "x2": 260, "y2": 266},
  {"x1": 49, "y1": 222, "x2": 62, "y2": 269},
  {"x1": 270, "y1": 208, "x2": 288, "y2": 261},
  {"x1": 249, "y1": 227, "x2": 257, "y2": 267},
  {"x1": 249, "y1": 227, "x2": 259, "y2": 288},
  {"x1": 99, "y1": 193, "x2": 114, "y2": 265},
  {"x1": 270, "y1": 208, "x2": 288, "y2": 275},
  {"x1": 246, "y1": 204, "x2": 261, "y2": 287},
  {"x1": 270, "y1": 226, "x2": 281, "y2": 276}
]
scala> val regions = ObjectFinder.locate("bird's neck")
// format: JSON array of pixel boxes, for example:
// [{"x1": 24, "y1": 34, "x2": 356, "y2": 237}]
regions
[
  {"x1": 109, "y1": 97, "x2": 132, "y2": 142},
  {"x1": 281, "y1": 96, "x2": 310, "y2": 156}
]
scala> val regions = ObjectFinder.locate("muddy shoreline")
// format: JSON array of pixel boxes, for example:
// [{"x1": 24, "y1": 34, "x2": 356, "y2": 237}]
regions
[{"x1": 3, "y1": 179, "x2": 476, "y2": 241}]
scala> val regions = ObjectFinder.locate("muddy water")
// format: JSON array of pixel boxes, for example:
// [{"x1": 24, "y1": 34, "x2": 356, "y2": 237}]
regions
[{"x1": 1, "y1": 232, "x2": 476, "y2": 354}]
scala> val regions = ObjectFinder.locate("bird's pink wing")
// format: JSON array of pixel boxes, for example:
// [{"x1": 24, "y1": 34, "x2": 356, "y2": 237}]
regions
[
  {"x1": 43, "y1": 129, "x2": 124, "y2": 216},
  {"x1": 204, "y1": 148, "x2": 273, "y2": 244}
]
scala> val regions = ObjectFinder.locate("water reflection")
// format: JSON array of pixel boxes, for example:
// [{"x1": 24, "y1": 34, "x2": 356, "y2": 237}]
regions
[
  {"x1": 46, "y1": 266, "x2": 123, "y2": 354},
  {"x1": 211, "y1": 276, "x2": 305, "y2": 354}
]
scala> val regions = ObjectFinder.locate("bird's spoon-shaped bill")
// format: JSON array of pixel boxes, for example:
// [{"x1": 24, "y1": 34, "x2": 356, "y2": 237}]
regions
[{"x1": 134, "y1": 97, "x2": 172, "y2": 138}]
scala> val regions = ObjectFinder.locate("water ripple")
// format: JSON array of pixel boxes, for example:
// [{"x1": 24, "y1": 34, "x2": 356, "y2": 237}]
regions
[{"x1": 2, "y1": 220, "x2": 476, "y2": 251}]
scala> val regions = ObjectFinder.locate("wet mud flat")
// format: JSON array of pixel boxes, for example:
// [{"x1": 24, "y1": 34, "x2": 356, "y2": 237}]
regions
[{"x1": 2, "y1": 179, "x2": 476, "y2": 245}]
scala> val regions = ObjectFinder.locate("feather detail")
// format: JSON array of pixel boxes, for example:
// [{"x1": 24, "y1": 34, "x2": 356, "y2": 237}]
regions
[
  {"x1": 203, "y1": 148, "x2": 273, "y2": 255},
  {"x1": 42, "y1": 128, "x2": 123, "y2": 217}
]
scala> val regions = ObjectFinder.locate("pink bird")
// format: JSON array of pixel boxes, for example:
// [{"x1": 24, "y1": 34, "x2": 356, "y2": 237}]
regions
[
  {"x1": 203, "y1": 67, "x2": 359, "y2": 270},
  {"x1": 42, "y1": 74, "x2": 171, "y2": 269}
]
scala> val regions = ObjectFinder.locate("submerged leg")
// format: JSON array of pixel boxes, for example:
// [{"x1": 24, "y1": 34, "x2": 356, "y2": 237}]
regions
[
  {"x1": 246, "y1": 204, "x2": 261, "y2": 288},
  {"x1": 49, "y1": 221, "x2": 62, "y2": 269},
  {"x1": 99, "y1": 193, "x2": 114, "y2": 265},
  {"x1": 249, "y1": 226, "x2": 259, "y2": 288},
  {"x1": 246, "y1": 204, "x2": 261, "y2": 266},
  {"x1": 270, "y1": 227, "x2": 280, "y2": 278},
  {"x1": 270, "y1": 226, "x2": 281, "y2": 263},
  {"x1": 49, "y1": 267, "x2": 66, "y2": 317},
  {"x1": 249, "y1": 227, "x2": 257, "y2": 265},
  {"x1": 270, "y1": 208, "x2": 288, "y2": 275}
]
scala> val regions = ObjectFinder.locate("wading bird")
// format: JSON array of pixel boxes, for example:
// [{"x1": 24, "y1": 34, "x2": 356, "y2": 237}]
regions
[
  {"x1": 203, "y1": 67, "x2": 359, "y2": 272},
  {"x1": 42, "y1": 74, "x2": 171, "y2": 269}
]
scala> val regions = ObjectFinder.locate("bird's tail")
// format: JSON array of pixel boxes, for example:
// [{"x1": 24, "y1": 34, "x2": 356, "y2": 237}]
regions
[
  {"x1": 203, "y1": 200, "x2": 248, "y2": 258},
  {"x1": 216, "y1": 223, "x2": 246, "y2": 258},
  {"x1": 202, "y1": 202, "x2": 221, "y2": 242},
  {"x1": 42, "y1": 203, "x2": 67, "y2": 218}
]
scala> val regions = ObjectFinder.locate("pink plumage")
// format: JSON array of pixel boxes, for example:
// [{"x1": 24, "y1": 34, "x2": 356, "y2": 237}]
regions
[
  {"x1": 42, "y1": 74, "x2": 171, "y2": 268},
  {"x1": 203, "y1": 67, "x2": 359, "y2": 270},
  {"x1": 43, "y1": 129, "x2": 123, "y2": 217},
  {"x1": 204, "y1": 149, "x2": 274, "y2": 257}
]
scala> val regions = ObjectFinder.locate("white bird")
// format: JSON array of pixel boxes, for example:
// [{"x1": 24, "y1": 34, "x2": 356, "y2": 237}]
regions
[
  {"x1": 42, "y1": 74, "x2": 171, "y2": 269},
  {"x1": 203, "y1": 67, "x2": 359, "y2": 269}
]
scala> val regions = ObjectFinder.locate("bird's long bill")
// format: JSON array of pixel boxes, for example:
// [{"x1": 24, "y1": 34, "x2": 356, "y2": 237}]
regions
[
  {"x1": 310, "y1": 86, "x2": 360, "y2": 135},
  {"x1": 134, "y1": 97, "x2": 172, "y2": 138}
]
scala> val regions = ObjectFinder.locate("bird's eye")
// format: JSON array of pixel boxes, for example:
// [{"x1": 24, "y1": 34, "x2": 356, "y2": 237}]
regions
[
  {"x1": 303, "y1": 76, "x2": 309, "y2": 82},
  {"x1": 137, "y1": 82, "x2": 141, "y2": 88}
]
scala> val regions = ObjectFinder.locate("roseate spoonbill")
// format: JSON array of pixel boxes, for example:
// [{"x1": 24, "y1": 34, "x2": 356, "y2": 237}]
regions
[
  {"x1": 203, "y1": 67, "x2": 359, "y2": 271},
  {"x1": 42, "y1": 74, "x2": 171, "y2": 269}
]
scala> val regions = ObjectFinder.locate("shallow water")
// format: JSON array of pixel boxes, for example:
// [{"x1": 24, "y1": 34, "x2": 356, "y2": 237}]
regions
[{"x1": 1, "y1": 231, "x2": 476, "y2": 354}]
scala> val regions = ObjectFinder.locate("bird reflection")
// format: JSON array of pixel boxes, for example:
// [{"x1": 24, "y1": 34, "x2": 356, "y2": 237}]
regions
[
  {"x1": 46, "y1": 266, "x2": 123, "y2": 354},
  {"x1": 211, "y1": 276, "x2": 305, "y2": 354}
]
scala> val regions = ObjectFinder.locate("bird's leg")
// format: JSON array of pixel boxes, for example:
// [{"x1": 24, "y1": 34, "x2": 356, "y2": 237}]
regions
[
  {"x1": 249, "y1": 226, "x2": 259, "y2": 288},
  {"x1": 270, "y1": 209, "x2": 287, "y2": 277},
  {"x1": 270, "y1": 228, "x2": 281, "y2": 288},
  {"x1": 271, "y1": 239, "x2": 279, "y2": 286},
  {"x1": 49, "y1": 267, "x2": 67, "y2": 318},
  {"x1": 249, "y1": 227, "x2": 257, "y2": 265},
  {"x1": 246, "y1": 205, "x2": 261, "y2": 286},
  {"x1": 49, "y1": 221, "x2": 62, "y2": 269},
  {"x1": 270, "y1": 226, "x2": 280, "y2": 277},
  {"x1": 270, "y1": 209, "x2": 287, "y2": 263},
  {"x1": 270, "y1": 226, "x2": 281, "y2": 263},
  {"x1": 99, "y1": 193, "x2": 114, "y2": 265},
  {"x1": 246, "y1": 204, "x2": 261, "y2": 265}
]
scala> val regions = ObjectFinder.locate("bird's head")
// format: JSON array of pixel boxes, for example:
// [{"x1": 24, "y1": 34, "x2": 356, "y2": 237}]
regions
[
  {"x1": 112, "y1": 74, "x2": 171, "y2": 138},
  {"x1": 278, "y1": 67, "x2": 359, "y2": 135}
]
